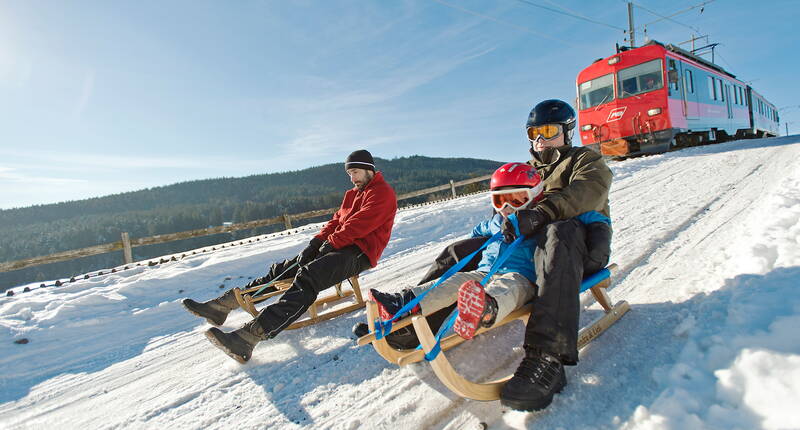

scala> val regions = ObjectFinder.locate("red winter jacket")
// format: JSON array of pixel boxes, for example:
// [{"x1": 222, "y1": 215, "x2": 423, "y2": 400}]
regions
[{"x1": 315, "y1": 172, "x2": 397, "y2": 267}]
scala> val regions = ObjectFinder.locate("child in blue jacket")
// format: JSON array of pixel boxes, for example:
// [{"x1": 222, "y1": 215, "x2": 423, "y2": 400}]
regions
[{"x1": 370, "y1": 162, "x2": 610, "y2": 340}]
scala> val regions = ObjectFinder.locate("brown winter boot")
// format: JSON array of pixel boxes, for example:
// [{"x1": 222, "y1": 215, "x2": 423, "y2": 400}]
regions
[
  {"x1": 205, "y1": 320, "x2": 266, "y2": 364},
  {"x1": 182, "y1": 288, "x2": 239, "y2": 326}
]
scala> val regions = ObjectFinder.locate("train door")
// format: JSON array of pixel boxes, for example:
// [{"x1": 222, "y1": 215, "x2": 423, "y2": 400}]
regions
[
  {"x1": 724, "y1": 83, "x2": 734, "y2": 135},
  {"x1": 683, "y1": 65, "x2": 699, "y2": 120},
  {"x1": 667, "y1": 58, "x2": 685, "y2": 117},
  {"x1": 725, "y1": 84, "x2": 733, "y2": 120}
]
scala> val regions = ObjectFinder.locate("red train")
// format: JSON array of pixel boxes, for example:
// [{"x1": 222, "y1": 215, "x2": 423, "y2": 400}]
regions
[{"x1": 576, "y1": 40, "x2": 779, "y2": 157}]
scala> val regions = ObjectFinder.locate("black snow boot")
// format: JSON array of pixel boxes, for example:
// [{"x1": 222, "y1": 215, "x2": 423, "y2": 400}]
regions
[
  {"x1": 369, "y1": 288, "x2": 420, "y2": 320},
  {"x1": 182, "y1": 288, "x2": 238, "y2": 326},
  {"x1": 500, "y1": 347, "x2": 567, "y2": 411},
  {"x1": 204, "y1": 319, "x2": 266, "y2": 364}
]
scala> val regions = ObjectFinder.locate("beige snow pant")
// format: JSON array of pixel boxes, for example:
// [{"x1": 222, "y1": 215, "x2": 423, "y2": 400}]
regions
[{"x1": 411, "y1": 271, "x2": 535, "y2": 324}]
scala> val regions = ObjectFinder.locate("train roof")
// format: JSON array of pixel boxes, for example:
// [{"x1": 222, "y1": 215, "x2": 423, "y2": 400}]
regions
[{"x1": 643, "y1": 40, "x2": 737, "y2": 80}]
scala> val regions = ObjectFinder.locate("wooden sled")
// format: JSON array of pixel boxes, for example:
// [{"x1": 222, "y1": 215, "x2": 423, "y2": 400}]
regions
[
  {"x1": 357, "y1": 264, "x2": 629, "y2": 401},
  {"x1": 233, "y1": 276, "x2": 364, "y2": 330}
]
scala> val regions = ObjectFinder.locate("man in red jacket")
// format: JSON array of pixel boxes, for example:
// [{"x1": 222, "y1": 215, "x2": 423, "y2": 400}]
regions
[{"x1": 185, "y1": 150, "x2": 397, "y2": 363}]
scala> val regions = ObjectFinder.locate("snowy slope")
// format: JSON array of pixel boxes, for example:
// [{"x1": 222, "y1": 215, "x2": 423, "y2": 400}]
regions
[{"x1": 2, "y1": 137, "x2": 799, "y2": 430}]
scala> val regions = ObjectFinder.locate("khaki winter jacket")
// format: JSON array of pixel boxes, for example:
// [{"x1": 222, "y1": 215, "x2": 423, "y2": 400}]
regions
[{"x1": 529, "y1": 145, "x2": 612, "y2": 220}]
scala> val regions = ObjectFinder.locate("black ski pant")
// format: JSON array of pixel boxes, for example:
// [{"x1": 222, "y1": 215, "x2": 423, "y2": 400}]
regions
[
  {"x1": 253, "y1": 245, "x2": 371, "y2": 339},
  {"x1": 243, "y1": 256, "x2": 303, "y2": 289},
  {"x1": 526, "y1": 219, "x2": 611, "y2": 364},
  {"x1": 524, "y1": 219, "x2": 587, "y2": 365}
]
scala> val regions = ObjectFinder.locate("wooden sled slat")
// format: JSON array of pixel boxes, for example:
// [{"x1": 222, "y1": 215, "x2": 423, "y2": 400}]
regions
[
  {"x1": 360, "y1": 301, "x2": 420, "y2": 364},
  {"x1": 234, "y1": 276, "x2": 365, "y2": 330},
  {"x1": 412, "y1": 299, "x2": 630, "y2": 401},
  {"x1": 358, "y1": 300, "x2": 534, "y2": 366},
  {"x1": 397, "y1": 306, "x2": 531, "y2": 366},
  {"x1": 359, "y1": 263, "x2": 629, "y2": 401},
  {"x1": 239, "y1": 279, "x2": 292, "y2": 296}
]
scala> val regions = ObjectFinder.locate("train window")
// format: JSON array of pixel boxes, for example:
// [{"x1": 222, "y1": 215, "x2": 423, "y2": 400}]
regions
[
  {"x1": 709, "y1": 77, "x2": 717, "y2": 100},
  {"x1": 734, "y1": 86, "x2": 739, "y2": 104},
  {"x1": 578, "y1": 74, "x2": 614, "y2": 109},
  {"x1": 668, "y1": 59, "x2": 679, "y2": 92},
  {"x1": 719, "y1": 80, "x2": 725, "y2": 101},
  {"x1": 617, "y1": 59, "x2": 663, "y2": 98},
  {"x1": 685, "y1": 69, "x2": 694, "y2": 93}
]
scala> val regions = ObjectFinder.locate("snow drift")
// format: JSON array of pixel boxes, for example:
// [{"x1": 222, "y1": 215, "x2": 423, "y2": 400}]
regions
[{"x1": 2, "y1": 136, "x2": 800, "y2": 429}]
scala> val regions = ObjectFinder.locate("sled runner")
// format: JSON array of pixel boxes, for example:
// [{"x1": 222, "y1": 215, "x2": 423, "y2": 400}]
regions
[
  {"x1": 357, "y1": 264, "x2": 629, "y2": 401},
  {"x1": 233, "y1": 275, "x2": 365, "y2": 330}
]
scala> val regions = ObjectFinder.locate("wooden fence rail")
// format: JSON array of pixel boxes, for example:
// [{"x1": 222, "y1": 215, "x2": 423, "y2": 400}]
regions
[{"x1": 0, "y1": 174, "x2": 491, "y2": 274}]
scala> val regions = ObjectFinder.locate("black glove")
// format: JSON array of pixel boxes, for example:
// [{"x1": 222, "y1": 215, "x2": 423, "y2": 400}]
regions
[
  {"x1": 317, "y1": 240, "x2": 336, "y2": 257},
  {"x1": 584, "y1": 222, "x2": 612, "y2": 274},
  {"x1": 298, "y1": 237, "x2": 324, "y2": 265},
  {"x1": 502, "y1": 208, "x2": 551, "y2": 242}
]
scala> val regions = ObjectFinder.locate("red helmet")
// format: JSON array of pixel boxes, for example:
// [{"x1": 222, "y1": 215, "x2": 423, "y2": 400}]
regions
[{"x1": 490, "y1": 162, "x2": 543, "y2": 211}]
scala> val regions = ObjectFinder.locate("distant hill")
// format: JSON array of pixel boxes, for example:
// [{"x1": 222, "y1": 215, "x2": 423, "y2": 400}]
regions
[{"x1": 0, "y1": 155, "x2": 502, "y2": 290}]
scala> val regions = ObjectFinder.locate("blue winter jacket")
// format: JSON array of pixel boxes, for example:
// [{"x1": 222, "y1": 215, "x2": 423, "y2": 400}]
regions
[{"x1": 472, "y1": 211, "x2": 610, "y2": 283}]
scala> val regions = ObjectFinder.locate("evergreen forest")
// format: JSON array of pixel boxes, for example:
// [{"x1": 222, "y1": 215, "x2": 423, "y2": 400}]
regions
[{"x1": 0, "y1": 156, "x2": 502, "y2": 291}]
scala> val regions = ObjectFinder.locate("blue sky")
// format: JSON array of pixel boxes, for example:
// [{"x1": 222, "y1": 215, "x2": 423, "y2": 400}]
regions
[{"x1": 1, "y1": 0, "x2": 797, "y2": 209}]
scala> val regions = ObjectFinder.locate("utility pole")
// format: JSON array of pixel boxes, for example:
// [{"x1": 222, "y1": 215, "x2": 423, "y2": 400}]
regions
[{"x1": 628, "y1": 2, "x2": 636, "y2": 48}]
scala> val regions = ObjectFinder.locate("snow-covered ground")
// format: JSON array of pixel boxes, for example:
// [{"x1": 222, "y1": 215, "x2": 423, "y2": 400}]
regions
[{"x1": 2, "y1": 136, "x2": 799, "y2": 430}]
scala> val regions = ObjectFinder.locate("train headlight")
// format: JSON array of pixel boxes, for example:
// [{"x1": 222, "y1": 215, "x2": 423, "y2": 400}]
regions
[
  {"x1": 581, "y1": 124, "x2": 593, "y2": 131},
  {"x1": 647, "y1": 108, "x2": 662, "y2": 116},
  {"x1": 608, "y1": 57, "x2": 620, "y2": 65}
]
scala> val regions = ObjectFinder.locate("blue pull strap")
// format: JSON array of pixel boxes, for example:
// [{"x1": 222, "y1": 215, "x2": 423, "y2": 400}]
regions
[
  {"x1": 426, "y1": 262, "x2": 616, "y2": 361},
  {"x1": 425, "y1": 215, "x2": 525, "y2": 361},
  {"x1": 374, "y1": 231, "x2": 502, "y2": 340}
]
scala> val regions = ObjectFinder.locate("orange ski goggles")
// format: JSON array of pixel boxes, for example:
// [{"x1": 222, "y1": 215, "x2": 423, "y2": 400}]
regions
[{"x1": 526, "y1": 124, "x2": 562, "y2": 141}]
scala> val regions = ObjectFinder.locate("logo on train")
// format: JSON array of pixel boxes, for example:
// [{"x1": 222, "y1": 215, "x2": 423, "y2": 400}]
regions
[{"x1": 606, "y1": 107, "x2": 627, "y2": 123}]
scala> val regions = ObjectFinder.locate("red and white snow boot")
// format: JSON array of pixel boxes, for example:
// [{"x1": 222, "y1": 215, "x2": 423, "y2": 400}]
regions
[{"x1": 454, "y1": 280, "x2": 498, "y2": 340}]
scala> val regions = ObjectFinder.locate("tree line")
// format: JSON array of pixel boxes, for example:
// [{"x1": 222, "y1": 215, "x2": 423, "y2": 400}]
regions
[{"x1": 0, "y1": 156, "x2": 501, "y2": 291}]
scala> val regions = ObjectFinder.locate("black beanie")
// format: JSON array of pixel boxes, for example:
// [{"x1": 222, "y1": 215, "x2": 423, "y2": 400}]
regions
[{"x1": 345, "y1": 149, "x2": 375, "y2": 172}]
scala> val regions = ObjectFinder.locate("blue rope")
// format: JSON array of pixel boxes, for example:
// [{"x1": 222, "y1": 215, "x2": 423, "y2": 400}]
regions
[
  {"x1": 425, "y1": 215, "x2": 524, "y2": 360},
  {"x1": 373, "y1": 231, "x2": 501, "y2": 340},
  {"x1": 424, "y1": 262, "x2": 615, "y2": 360}
]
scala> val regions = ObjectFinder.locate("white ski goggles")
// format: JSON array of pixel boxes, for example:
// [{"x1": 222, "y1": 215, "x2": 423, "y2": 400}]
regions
[{"x1": 490, "y1": 186, "x2": 541, "y2": 212}]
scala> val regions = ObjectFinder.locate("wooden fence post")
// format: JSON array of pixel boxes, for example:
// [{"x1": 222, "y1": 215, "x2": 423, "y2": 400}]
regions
[
  {"x1": 450, "y1": 180, "x2": 457, "y2": 198},
  {"x1": 283, "y1": 214, "x2": 292, "y2": 230},
  {"x1": 121, "y1": 232, "x2": 133, "y2": 264}
]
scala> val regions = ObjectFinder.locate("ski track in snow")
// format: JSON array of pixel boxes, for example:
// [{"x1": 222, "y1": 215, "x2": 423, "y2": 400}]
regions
[{"x1": 2, "y1": 137, "x2": 800, "y2": 430}]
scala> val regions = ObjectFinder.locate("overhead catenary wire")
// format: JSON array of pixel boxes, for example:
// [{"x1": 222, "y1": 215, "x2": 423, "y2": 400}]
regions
[
  {"x1": 430, "y1": 0, "x2": 576, "y2": 46},
  {"x1": 511, "y1": 0, "x2": 626, "y2": 31},
  {"x1": 630, "y1": 1, "x2": 704, "y2": 34},
  {"x1": 636, "y1": 0, "x2": 716, "y2": 30}
]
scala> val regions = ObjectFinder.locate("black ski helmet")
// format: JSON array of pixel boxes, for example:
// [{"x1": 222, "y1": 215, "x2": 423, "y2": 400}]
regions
[{"x1": 525, "y1": 99, "x2": 576, "y2": 145}]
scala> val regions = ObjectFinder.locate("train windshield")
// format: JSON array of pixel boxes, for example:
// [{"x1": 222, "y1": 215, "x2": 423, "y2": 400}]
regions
[
  {"x1": 579, "y1": 74, "x2": 614, "y2": 109},
  {"x1": 618, "y1": 59, "x2": 663, "y2": 98}
]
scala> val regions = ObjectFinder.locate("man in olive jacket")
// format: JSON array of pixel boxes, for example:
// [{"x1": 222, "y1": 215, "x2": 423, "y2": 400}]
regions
[
  {"x1": 498, "y1": 99, "x2": 613, "y2": 411},
  {"x1": 353, "y1": 99, "x2": 612, "y2": 412}
]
